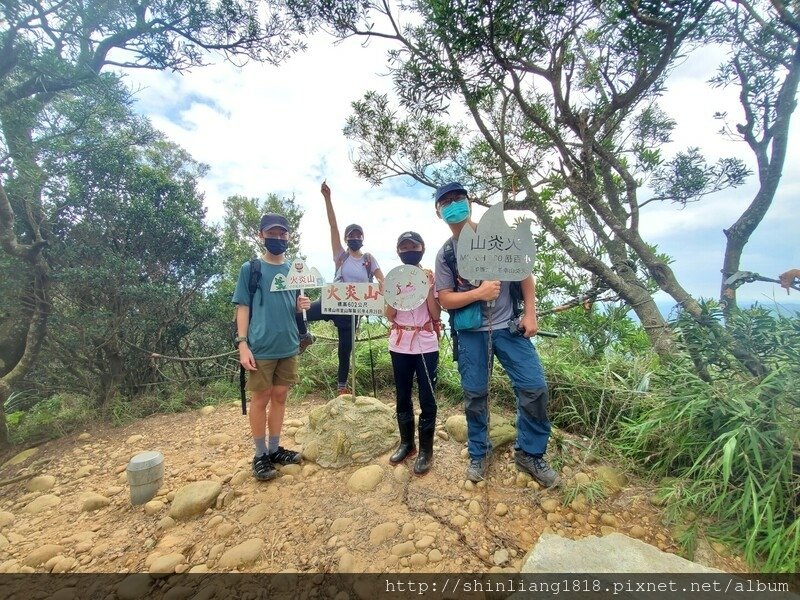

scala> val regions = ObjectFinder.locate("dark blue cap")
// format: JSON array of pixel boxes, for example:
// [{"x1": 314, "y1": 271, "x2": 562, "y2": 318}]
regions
[
  {"x1": 434, "y1": 182, "x2": 468, "y2": 204},
  {"x1": 259, "y1": 213, "x2": 290, "y2": 232},
  {"x1": 397, "y1": 231, "x2": 425, "y2": 247}
]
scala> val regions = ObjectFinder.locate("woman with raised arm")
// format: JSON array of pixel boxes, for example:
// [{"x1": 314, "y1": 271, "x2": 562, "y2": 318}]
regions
[{"x1": 299, "y1": 182, "x2": 384, "y2": 395}]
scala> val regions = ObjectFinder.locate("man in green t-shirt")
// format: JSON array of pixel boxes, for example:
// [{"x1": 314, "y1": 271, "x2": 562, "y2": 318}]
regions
[{"x1": 233, "y1": 213, "x2": 311, "y2": 481}]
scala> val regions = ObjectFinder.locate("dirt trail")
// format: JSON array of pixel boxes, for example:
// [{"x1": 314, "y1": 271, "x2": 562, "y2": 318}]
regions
[{"x1": 0, "y1": 395, "x2": 746, "y2": 574}]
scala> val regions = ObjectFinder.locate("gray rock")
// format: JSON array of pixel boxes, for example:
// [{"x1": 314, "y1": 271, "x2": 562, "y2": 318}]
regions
[
  {"x1": 23, "y1": 494, "x2": 60, "y2": 515},
  {"x1": 218, "y1": 538, "x2": 263, "y2": 569},
  {"x1": 444, "y1": 414, "x2": 516, "y2": 448},
  {"x1": 80, "y1": 493, "x2": 111, "y2": 512},
  {"x1": 521, "y1": 532, "x2": 723, "y2": 573},
  {"x1": 347, "y1": 465, "x2": 384, "y2": 492},
  {"x1": 116, "y1": 574, "x2": 153, "y2": 600},
  {"x1": 27, "y1": 475, "x2": 56, "y2": 492},
  {"x1": 168, "y1": 481, "x2": 222, "y2": 520},
  {"x1": 493, "y1": 549, "x2": 509, "y2": 565},
  {"x1": 294, "y1": 396, "x2": 398, "y2": 468}
]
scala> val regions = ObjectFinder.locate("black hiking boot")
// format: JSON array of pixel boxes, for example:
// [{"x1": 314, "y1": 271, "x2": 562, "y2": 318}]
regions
[
  {"x1": 252, "y1": 453, "x2": 278, "y2": 481},
  {"x1": 413, "y1": 428, "x2": 434, "y2": 476},
  {"x1": 390, "y1": 416, "x2": 416, "y2": 464},
  {"x1": 269, "y1": 446, "x2": 302, "y2": 466}
]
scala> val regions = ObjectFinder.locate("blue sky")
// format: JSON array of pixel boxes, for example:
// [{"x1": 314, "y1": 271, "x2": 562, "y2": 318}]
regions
[{"x1": 122, "y1": 32, "x2": 800, "y2": 307}]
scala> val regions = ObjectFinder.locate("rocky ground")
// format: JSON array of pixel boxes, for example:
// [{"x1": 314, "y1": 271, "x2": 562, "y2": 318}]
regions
[{"x1": 0, "y1": 394, "x2": 748, "y2": 575}]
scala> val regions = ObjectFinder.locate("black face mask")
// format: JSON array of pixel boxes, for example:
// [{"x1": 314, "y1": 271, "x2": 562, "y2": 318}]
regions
[
  {"x1": 265, "y1": 238, "x2": 289, "y2": 255},
  {"x1": 346, "y1": 239, "x2": 363, "y2": 251},
  {"x1": 399, "y1": 250, "x2": 424, "y2": 265}
]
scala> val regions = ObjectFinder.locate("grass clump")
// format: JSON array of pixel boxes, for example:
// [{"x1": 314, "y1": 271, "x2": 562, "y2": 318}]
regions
[
  {"x1": 615, "y1": 358, "x2": 799, "y2": 572},
  {"x1": 561, "y1": 479, "x2": 608, "y2": 506}
]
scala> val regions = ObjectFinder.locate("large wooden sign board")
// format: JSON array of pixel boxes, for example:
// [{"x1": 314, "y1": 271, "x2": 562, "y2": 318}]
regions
[{"x1": 457, "y1": 203, "x2": 536, "y2": 282}]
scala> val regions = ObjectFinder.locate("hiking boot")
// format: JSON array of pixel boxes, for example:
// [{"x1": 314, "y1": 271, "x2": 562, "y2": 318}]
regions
[
  {"x1": 515, "y1": 450, "x2": 560, "y2": 488},
  {"x1": 390, "y1": 417, "x2": 416, "y2": 464},
  {"x1": 337, "y1": 386, "x2": 351, "y2": 396},
  {"x1": 465, "y1": 456, "x2": 488, "y2": 482},
  {"x1": 252, "y1": 453, "x2": 278, "y2": 481},
  {"x1": 413, "y1": 428, "x2": 434, "y2": 476},
  {"x1": 299, "y1": 333, "x2": 315, "y2": 354},
  {"x1": 269, "y1": 446, "x2": 302, "y2": 466}
]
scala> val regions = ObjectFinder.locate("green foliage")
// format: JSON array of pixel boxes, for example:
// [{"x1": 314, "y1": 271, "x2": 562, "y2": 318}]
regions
[
  {"x1": 7, "y1": 394, "x2": 92, "y2": 445},
  {"x1": 673, "y1": 301, "x2": 800, "y2": 377},
  {"x1": 615, "y1": 356, "x2": 799, "y2": 571},
  {"x1": 221, "y1": 193, "x2": 305, "y2": 282},
  {"x1": 543, "y1": 336, "x2": 655, "y2": 438},
  {"x1": 561, "y1": 479, "x2": 608, "y2": 507}
]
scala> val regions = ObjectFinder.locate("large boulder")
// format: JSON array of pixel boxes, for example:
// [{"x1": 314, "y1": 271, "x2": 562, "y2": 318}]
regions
[
  {"x1": 295, "y1": 395, "x2": 398, "y2": 468},
  {"x1": 521, "y1": 532, "x2": 722, "y2": 573}
]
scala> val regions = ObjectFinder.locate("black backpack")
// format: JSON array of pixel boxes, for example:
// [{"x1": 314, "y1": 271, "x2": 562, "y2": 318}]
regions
[{"x1": 441, "y1": 238, "x2": 523, "y2": 362}]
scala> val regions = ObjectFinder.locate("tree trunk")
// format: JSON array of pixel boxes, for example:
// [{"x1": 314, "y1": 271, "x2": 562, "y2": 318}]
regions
[{"x1": 0, "y1": 381, "x2": 11, "y2": 449}]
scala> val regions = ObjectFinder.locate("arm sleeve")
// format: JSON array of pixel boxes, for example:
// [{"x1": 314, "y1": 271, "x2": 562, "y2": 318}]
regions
[
  {"x1": 231, "y1": 263, "x2": 251, "y2": 305},
  {"x1": 434, "y1": 248, "x2": 456, "y2": 292}
]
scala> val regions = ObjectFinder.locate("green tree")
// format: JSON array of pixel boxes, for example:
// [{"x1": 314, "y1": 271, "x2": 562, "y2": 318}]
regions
[
  {"x1": 42, "y1": 107, "x2": 222, "y2": 404},
  {"x1": 221, "y1": 193, "x2": 305, "y2": 283},
  {"x1": 0, "y1": 0, "x2": 304, "y2": 446},
  {"x1": 290, "y1": 0, "x2": 780, "y2": 373},
  {"x1": 713, "y1": 1, "x2": 800, "y2": 313}
]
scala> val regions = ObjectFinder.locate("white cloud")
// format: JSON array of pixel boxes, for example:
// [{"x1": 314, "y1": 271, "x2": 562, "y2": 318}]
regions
[{"x1": 123, "y1": 30, "x2": 800, "y2": 300}]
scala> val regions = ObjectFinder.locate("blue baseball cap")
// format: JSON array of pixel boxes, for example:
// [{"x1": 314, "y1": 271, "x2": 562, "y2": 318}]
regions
[
  {"x1": 259, "y1": 213, "x2": 290, "y2": 232},
  {"x1": 434, "y1": 182, "x2": 468, "y2": 204}
]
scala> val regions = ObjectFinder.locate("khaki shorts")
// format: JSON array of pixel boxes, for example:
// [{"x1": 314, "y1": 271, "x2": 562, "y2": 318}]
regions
[{"x1": 245, "y1": 356, "x2": 298, "y2": 391}]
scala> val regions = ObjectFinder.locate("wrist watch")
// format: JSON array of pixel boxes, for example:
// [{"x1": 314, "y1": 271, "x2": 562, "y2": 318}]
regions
[{"x1": 234, "y1": 335, "x2": 248, "y2": 347}]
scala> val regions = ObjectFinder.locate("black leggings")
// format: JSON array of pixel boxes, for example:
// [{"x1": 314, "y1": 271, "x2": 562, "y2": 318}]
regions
[
  {"x1": 299, "y1": 299, "x2": 356, "y2": 386},
  {"x1": 390, "y1": 350, "x2": 438, "y2": 432}
]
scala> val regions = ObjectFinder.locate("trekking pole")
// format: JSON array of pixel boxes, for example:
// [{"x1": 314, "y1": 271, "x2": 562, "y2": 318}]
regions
[
  {"x1": 366, "y1": 315, "x2": 377, "y2": 398},
  {"x1": 350, "y1": 314, "x2": 357, "y2": 397}
]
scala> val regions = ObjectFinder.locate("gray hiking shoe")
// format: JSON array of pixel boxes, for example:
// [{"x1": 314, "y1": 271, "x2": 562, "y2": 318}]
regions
[
  {"x1": 515, "y1": 450, "x2": 560, "y2": 488},
  {"x1": 465, "y1": 456, "x2": 488, "y2": 482}
]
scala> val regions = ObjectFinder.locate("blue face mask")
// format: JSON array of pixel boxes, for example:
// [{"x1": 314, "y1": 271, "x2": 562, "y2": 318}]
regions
[
  {"x1": 264, "y1": 238, "x2": 288, "y2": 255},
  {"x1": 440, "y1": 199, "x2": 469, "y2": 224}
]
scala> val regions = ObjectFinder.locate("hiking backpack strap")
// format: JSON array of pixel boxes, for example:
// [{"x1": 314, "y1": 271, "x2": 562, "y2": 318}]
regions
[
  {"x1": 240, "y1": 258, "x2": 262, "y2": 415},
  {"x1": 442, "y1": 238, "x2": 461, "y2": 362},
  {"x1": 334, "y1": 250, "x2": 375, "y2": 282}
]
